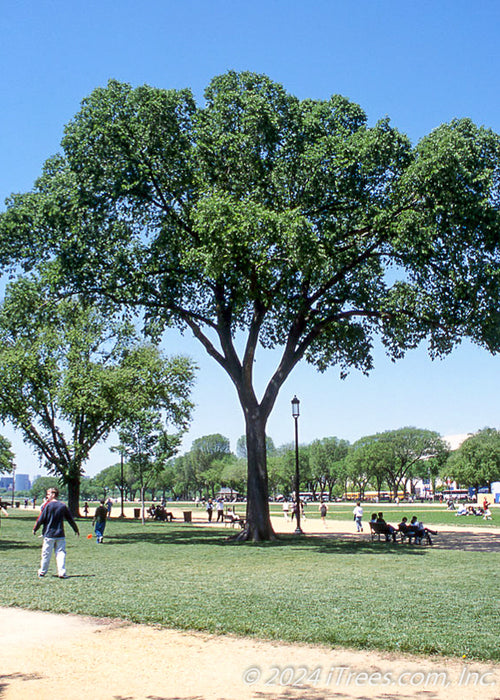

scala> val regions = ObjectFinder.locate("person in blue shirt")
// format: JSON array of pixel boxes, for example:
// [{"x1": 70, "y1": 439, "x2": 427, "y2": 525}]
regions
[{"x1": 33, "y1": 487, "x2": 79, "y2": 578}]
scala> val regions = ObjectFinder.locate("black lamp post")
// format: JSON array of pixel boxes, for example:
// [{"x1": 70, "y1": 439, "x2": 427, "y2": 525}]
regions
[
  {"x1": 111, "y1": 444, "x2": 126, "y2": 518},
  {"x1": 120, "y1": 449, "x2": 125, "y2": 518},
  {"x1": 291, "y1": 396, "x2": 303, "y2": 535},
  {"x1": 11, "y1": 465, "x2": 16, "y2": 507}
]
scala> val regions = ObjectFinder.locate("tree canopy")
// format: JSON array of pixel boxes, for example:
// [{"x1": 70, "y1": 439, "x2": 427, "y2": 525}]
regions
[{"x1": 1, "y1": 71, "x2": 499, "y2": 538}]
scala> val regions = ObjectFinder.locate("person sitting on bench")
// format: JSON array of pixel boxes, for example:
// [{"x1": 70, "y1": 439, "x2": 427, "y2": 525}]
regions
[
  {"x1": 409, "y1": 516, "x2": 437, "y2": 545},
  {"x1": 224, "y1": 508, "x2": 243, "y2": 526},
  {"x1": 376, "y1": 512, "x2": 397, "y2": 542},
  {"x1": 153, "y1": 505, "x2": 174, "y2": 522},
  {"x1": 398, "y1": 516, "x2": 413, "y2": 539}
]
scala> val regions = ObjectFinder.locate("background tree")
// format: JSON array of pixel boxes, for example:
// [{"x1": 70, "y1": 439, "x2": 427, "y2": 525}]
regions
[
  {"x1": 356, "y1": 428, "x2": 448, "y2": 498},
  {"x1": 30, "y1": 476, "x2": 66, "y2": 502},
  {"x1": 267, "y1": 448, "x2": 295, "y2": 498},
  {"x1": 79, "y1": 476, "x2": 98, "y2": 502},
  {"x1": 0, "y1": 278, "x2": 196, "y2": 515},
  {"x1": 309, "y1": 437, "x2": 349, "y2": 499},
  {"x1": 187, "y1": 434, "x2": 232, "y2": 497},
  {"x1": 220, "y1": 457, "x2": 247, "y2": 498},
  {"x1": 169, "y1": 454, "x2": 198, "y2": 500},
  {"x1": 2, "y1": 72, "x2": 500, "y2": 538},
  {"x1": 152, "y1": 464, "x2": 177, "y2": 501},
  {"x1": 91, "y1": 464, "x2": 123, "y2": 499},
  {"x1": 346, "y1": 439, "x2": 392, "y2": 498},
  {"x1": 236, "y1": 435, "x2": 276, "y2": 460},
  {"x1": 446, "y1": 428, "x2": 500, "y2": 492},
  {"x1": 0, "y1": 435, "x2": 15, "y2": 475},
  {"x1": 273, "y1": 442, "x2": 310, "y2": 498},
  {"x1": 345, "y1": 446, "x2": 373, "y2": 499}
]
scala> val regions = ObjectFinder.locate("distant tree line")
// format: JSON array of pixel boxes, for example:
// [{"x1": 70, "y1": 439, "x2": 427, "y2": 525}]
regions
[{"x1": 44, "y1": 426, "x2": 499, "y2": 503}]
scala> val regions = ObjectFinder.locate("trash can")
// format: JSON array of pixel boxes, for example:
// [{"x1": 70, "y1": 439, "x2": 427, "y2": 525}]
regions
[
  {"x1": 183, "y1": 511, "x2": 192, "y2": 523},
  {"x1": 15, "y1": 501, "x2": 20, "y2": 508},
  {"x1": 134, "y1": 508, "x2": 141, "y2": 519}
]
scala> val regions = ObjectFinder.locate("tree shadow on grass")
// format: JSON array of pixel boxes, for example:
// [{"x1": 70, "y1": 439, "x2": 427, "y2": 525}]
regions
[
  {"x1": 106, "y1": 527, "x2": 427, "y2": 556},
  {"x1": 106, "y1": 521, "x2": 500, "y2": 553},
  {"x1": 0, "y1": 539, "x2": 37, "y2": 551}
]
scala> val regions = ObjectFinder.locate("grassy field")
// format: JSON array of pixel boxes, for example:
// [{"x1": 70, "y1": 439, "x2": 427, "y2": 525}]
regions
[{"x1": 1, "y1": 509, "x2": 498, "y2": 662}]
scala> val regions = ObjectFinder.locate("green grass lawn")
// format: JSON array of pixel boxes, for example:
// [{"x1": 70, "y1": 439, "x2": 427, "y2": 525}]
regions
[{"x1": 1, "y1": 510, "x2": 498, "y2": 662}]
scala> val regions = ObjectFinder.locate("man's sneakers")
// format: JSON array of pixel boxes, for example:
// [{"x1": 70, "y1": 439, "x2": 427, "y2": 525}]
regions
[
  {"x1": 58, "y1": 574, "x2": 68, "y2": 579},
  {"x1": 37, "y1": 571, "x2": 45, "y2": 578}
]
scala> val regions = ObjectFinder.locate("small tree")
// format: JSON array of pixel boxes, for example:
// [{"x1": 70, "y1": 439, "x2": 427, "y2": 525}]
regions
[
  {"x1": 120, "y1": 409, "x2": 184, "y2": 522},
  {"x1": 0, "y1": 278, "x2": 196, "y2": 515}
]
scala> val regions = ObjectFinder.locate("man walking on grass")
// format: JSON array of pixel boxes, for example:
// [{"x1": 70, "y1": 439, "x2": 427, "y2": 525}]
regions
[
  {"x1": 93, "y1": 500, "x2": 108, "y2": 543},
  {"x1": 33, "y1": 487, "x2": 79, "y2": 578}
]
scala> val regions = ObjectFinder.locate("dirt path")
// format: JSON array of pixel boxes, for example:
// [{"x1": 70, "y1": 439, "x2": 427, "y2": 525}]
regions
[
  {"x1": 167, "y1": 507, "x2": 500, "y2": 551},
  {"x1": 1, "y1": 607, "x2": 499, "y2": 700}
]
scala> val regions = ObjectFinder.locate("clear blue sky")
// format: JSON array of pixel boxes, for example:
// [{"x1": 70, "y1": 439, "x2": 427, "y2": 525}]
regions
[{"x1": 1, "y1": 0, "x2": 499, "y2": 478}]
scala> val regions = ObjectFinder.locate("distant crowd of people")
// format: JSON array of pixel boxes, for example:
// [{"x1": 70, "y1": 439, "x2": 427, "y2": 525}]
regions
[{"x1": 452, "y1": 497, "x2": 492, "y2": 520}]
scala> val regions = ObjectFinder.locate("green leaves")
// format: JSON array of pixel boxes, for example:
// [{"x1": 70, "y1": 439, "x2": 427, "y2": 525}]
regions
[
  {"x1": 349, "y1": 428, "x2": 449, "y2": 497},
  {"x1": 2, "y1": 72, "x2": 499, "y2": 377},
  {"x1": 0, "y1": 434, "x2": 15, "y2": 473},
  {"x1": 446, "y1": 428, "x2": 500, "y2": 488}
]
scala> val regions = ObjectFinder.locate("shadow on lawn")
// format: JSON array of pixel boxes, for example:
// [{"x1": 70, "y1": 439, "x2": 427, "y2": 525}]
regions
[
  {"x1": 105, "y1": 521, "x2": 500, "y2": 553},
  {"x1": 105, "y1": 527, "x2": 427, "y2": 556},
  {"x1": 0, "y1": 539, "x2": 37, "y2": 551}
]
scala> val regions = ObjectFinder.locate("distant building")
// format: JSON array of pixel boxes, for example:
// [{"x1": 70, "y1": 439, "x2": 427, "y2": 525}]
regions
[
  {"x1": 0, "y1": 474, "x2": 32, "y2": 491},
  {"x1": 444, "y1": 433, "x2": 473, "y2": 450},
  {"x1": 15, "y1": 474, "x2": 31, "y2": 491},
  {"x1": 0, "y1": 477, "x2": 13, "y2": 490}
]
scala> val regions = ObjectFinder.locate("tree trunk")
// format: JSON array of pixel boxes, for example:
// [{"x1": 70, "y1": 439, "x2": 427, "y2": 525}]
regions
[
  {"x1": 233, "y1": 412, "x2": 275, "y2": 542},
  {"x1": 67, "y1": 475, "x2": 81, "y2": 518}
]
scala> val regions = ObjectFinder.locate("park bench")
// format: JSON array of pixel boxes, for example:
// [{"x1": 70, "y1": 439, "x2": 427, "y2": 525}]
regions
[
  {"x1": 398, "y1": 526, "x2": 433, "y2": 546},
  {"x1": 224, "y1": 512, "x2": 246, "y2": 529},
  {"x1": 370, "y1": 521, "x2": 435, "y2": 545},
  {"x1": 369, "y1": 521, "x2": 399, "y2": 542}
]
